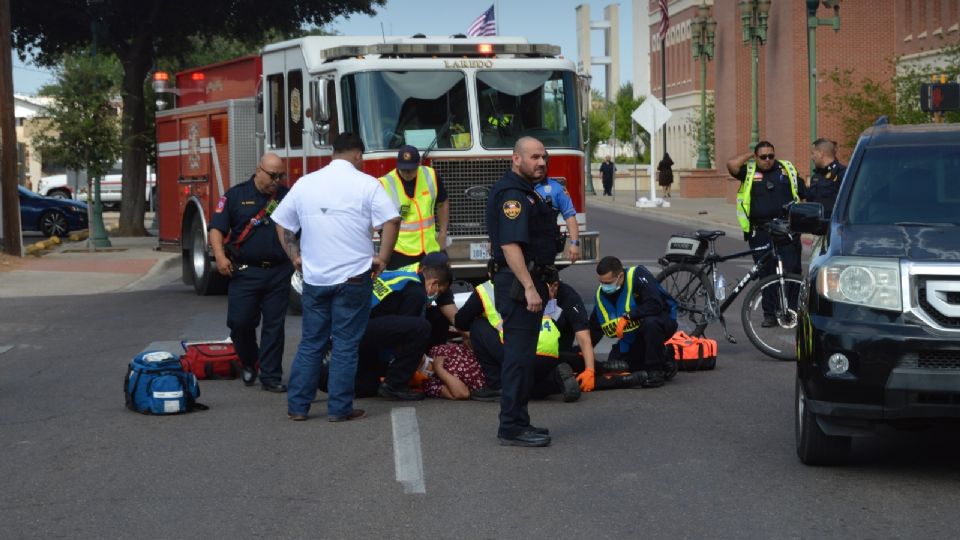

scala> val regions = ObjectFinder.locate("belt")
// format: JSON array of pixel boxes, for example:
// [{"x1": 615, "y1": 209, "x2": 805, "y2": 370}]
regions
[
  {"x1": 345, "y1": 272, "x2": 368, "y2": 284},
  {"x1": 239, "y1": 259, "x2": 287, "y2": 269}
]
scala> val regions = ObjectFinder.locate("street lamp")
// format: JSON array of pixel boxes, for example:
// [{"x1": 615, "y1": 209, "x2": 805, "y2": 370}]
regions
[
  {"x1": 739, "y1": 0, "x2": 772, "y2": 149},
  {"x1": 691, "y1": 3, "x2": 717, "y2": 169},
  {"x1": 806, "y1": 0, "x2": 841, "y2": 158}
]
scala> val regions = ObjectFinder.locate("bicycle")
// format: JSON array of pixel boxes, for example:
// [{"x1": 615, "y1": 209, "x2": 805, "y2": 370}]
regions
[{"x1": 655, "y1": 219, "x2": 803, "y2": 361}]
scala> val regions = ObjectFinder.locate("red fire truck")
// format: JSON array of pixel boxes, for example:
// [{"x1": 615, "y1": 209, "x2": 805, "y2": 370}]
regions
[{"x1": 154, "y1": 35, "x2": 599, "y2": 296}]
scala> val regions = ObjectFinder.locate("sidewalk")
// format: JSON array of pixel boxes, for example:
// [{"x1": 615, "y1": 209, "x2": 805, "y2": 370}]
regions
[{"x1": 586, "y1": 189, "x2": 741, "y2": 234}]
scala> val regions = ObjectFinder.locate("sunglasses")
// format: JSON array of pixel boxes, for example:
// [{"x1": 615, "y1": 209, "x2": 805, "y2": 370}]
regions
[
  {"x1": 259, "y1": 167, "x2": 286, "y2": 181},
  {"x1": 757, "y1": 153, "x2": 776, "y2": 160}
]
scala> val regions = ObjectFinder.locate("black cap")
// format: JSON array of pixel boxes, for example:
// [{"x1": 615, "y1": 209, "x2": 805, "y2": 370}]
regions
[{"x1": 397, "y1": 145, "x2": 421, "y2": 170}]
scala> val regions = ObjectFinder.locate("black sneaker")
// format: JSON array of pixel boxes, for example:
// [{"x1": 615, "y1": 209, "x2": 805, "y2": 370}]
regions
[
  {"x1": 663, "y1": 359, "x2": 679, "y2": 381},
  {"x1": 498, "y1": 428, "x2": 551, "y2": 447},
  {"x1": 641, "y1": 370, "x2": 665, "y2": 388},
  {"x1": 469, "y1": 387, "x2": 502, "y2": 402},
  {"x1": 378, "y1": 383, "x2": 426, "y2": 401},
  {"x1": 241, "y1": 367, "x2": 257, "y2": 387},
  {"x1": 761, "y1": 314, "x2": 779, "y2": 328},
  {"x1": 557, "y1": 363, "x2": 581, "y2": 403}
]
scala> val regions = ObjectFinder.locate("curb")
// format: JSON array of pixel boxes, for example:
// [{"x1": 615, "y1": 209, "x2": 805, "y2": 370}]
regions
[
  {"x1": 121, "y1": 252, "x2": 181, "y2": 292},
  {"x1": 24, "y1": 235, "x2": 61, "y2": 256}
]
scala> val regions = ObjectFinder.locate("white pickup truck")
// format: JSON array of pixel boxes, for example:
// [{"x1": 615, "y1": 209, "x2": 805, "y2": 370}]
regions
[{"x1": 36, "y1": 163, "x2": 156, "y2": 210}]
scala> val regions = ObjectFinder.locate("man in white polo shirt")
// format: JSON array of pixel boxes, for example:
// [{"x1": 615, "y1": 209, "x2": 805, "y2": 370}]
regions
[{"x1": 273, "y1": 132, "x2": 400, "y2": 422}]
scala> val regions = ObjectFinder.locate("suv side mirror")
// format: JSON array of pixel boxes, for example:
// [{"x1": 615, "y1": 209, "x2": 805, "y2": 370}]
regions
[
  {"x1": 789, "y1": 202, "x2": 828, "y2": 235},
  {"x1": 309, "y1": 79, "x2": 330, "y2": 124}
]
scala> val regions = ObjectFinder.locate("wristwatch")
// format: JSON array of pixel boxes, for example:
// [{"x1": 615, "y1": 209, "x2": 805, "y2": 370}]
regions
[{"x1": 569, "y1": 239, "x2": 580, "y2": 246}]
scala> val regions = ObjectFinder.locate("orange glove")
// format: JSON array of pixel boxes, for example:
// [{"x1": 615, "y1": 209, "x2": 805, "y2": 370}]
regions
[
  {"x1": 615, "y1": 317, "x2": 628, "y2": 339},
  {"x1": 576, "y1": 369, "x2": 595, "y2": 392}
]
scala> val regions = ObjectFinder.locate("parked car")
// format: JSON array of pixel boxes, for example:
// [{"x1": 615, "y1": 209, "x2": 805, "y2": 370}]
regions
[
  {"x1": 19, "y1": 185, "x2": 88, "y2": 237},
  {"x1": 37, "y1": 162, "x2": 156, "y2": 210},
  {"x1": 789, "y1": 119, "x2": 960, "y2": 465}
]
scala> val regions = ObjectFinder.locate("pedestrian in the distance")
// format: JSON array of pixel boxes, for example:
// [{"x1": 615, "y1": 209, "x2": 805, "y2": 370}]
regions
[
  {"x1": 208, "y1": 152, "x2": 293, "y2": 393},
  {"x1": 657, "y1": 152, "x2": 675, "y2": 198},
  {"x1": 599, "y1": 155, "x2": 616, "y2": 196},
  {"x1": 273, "y1": 132, "x2": 401, "y2": 422}
]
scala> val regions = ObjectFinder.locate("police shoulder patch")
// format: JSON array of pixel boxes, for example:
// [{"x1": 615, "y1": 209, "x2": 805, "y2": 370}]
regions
[
  {"x1": 215, "y1": 197, "x2": 226, "y2": 213},
  {"x1": 503, "y1": 200, "x2": 522, "y2": 219}
]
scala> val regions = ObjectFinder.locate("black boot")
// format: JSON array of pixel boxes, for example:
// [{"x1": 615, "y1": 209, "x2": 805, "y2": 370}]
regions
[{"x1": 596, "y1": 371, "x2": 647, "y2": 390}]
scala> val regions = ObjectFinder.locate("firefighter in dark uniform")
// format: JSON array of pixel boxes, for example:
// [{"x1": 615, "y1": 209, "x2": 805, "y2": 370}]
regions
[
  {"x1": 803, "y1": 138, "x2": 846, "y2": 218},
  {"x1": 209, "y1": 153, "x2": 293, "y2": 392},
  {"x1": 726, "y1": 141, "x2": 801, "y2": 327},
  {"x1": 485, "y1": 136, "x2": 558, "y2": 447}
]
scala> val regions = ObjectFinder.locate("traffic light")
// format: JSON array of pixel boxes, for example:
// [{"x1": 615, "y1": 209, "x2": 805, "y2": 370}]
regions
[{"x1": 920, "y1": 82, "x2": 960, "y2": 113}]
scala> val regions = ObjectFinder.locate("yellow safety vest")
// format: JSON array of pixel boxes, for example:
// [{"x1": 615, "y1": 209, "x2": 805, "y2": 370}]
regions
[
  {"x1": 595, "y1": 267, "x2": 641, "y2": 339},
  {"x1": 379, "y1": 166, "x2": 440, "y2": 256},
  {"x1": 475, "y1": 280, "x2": 560, "y2": 358},
  {"x1": 736, "y1": 159, "x2": 799, "y2": 233},
  {"x1": 371, "y1": 270, "x2": 420, "y2": 308}
]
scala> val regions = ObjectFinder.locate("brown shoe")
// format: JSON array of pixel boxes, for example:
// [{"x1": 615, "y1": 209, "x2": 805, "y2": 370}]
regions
[
  {"x1": 328, "y1": 409, "x2": 367, "y2": 423},
  {"x1": 287, "y1": 412, "x2": 308, "y2": 421}
]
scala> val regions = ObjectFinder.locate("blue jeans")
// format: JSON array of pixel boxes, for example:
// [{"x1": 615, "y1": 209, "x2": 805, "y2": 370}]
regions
[{"x1": 287, "y1": 276, "x2": 372, "y2": 418}]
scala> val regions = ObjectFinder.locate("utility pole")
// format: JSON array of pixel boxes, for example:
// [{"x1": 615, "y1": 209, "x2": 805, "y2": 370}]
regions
[{"x1": 0, "y1": 0, "x2": 23, "y2": 256}]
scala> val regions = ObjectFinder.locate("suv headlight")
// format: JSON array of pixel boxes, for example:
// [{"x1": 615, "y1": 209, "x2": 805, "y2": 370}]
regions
[{"x1": 817, "y1": 257, "x2": 901, "y2": 311}]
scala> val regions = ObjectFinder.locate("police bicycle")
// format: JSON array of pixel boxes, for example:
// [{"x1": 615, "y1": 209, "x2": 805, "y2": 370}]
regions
[{"x1": 655, "y1": 219, "x2": 803, "y2": 361}]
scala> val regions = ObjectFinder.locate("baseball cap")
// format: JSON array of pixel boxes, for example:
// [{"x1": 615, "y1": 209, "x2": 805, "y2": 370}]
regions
[{"x1": 397, "y1": 145, "x2": 421, "y2": 170}]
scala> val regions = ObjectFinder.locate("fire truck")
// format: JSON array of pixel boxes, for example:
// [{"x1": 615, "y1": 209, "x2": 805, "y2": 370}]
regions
[{"x1": 154, "y1": 35, "x2": 600, "y2": 297}]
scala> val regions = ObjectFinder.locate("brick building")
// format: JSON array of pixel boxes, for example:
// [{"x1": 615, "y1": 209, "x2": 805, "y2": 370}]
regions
[{"x1": 639, "y1": 0, "x2": 960, "y2": 198}]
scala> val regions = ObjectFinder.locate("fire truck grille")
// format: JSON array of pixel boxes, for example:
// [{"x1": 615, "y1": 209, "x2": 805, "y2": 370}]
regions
[{"x1": 432, "y1": 158, "x2": 511, "y2": 236}]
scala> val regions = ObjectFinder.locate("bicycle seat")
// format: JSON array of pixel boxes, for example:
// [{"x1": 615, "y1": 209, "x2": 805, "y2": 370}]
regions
[{"x1": 695, "y1": 230, "x2": 725, "y2": 241}]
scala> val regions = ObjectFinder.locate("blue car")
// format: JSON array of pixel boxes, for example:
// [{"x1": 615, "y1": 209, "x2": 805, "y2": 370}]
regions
[{"x1": 18, "y1": 186, "x2": 89, "y2": 237}]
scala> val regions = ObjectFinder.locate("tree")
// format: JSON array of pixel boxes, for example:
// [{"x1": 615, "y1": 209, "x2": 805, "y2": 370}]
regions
[
  {"x1": 12, "y1": 0, "x2": 383, "y2": 236},
  {"x1": 33, "y1": 52, "x2": 122, "y2": 200},
  {"x1": 613, "y1": 83, "x2": 644, "y2": 148},
  {"x1": 586, "y1": 89, "x2": 611, "y2": 162},
  {"x1": 821, "y1": 44, "x2": 960, "y2": 150}
]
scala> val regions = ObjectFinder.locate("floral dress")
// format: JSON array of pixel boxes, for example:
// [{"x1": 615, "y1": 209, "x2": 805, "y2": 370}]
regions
[{"x1": 421, "y1": 343, "x2": 486, "y2": 398}]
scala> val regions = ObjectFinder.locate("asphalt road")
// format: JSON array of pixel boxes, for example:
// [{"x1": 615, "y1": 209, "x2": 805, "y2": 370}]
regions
[{"x1": 3, "y1": 208, "x2": 960, "y2": 539}]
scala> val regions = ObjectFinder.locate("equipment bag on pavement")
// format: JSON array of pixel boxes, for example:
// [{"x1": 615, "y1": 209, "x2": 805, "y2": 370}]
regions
[
  {"x1": 665, "y1": 331, "x2": 718, "y2": 371},
  {"x1": 180, "y1": 340, "x2": 242, "y2": 380},
  {"x1": 125, "y1": 351, "x2": 206, "y2": 415}
]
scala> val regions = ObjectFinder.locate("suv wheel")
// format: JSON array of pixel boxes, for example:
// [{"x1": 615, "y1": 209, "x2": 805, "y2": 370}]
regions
[{"x1": 795, "y1": 377, "x2": 851, "y2": 465}]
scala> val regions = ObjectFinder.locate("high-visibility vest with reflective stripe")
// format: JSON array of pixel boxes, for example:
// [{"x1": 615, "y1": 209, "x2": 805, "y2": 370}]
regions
[
  {"x1": 595, "y1": 266, "x2": 641, "y2": 340},
  {"x1": 371, "y1": 270, "x2": 420, "y2": 308},
  {"x1": 379, "y1": 166, "x2": 440, "y2": 256},
  {"x1": 475, "y1": 280, "x2": 560, "y2": 357},
  {"x1": 736, "y1": 159, "x2": 799, "y2": 233}
]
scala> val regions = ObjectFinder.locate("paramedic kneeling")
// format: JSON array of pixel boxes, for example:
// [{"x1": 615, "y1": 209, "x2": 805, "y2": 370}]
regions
[{"x1": 590, "y1": 256, "x2": 678, "y2": 388}]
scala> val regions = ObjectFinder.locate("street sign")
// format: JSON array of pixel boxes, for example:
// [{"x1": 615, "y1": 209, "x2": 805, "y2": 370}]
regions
[{"x1": 631, "y1": 95, "x2": 672, "y2": 134}]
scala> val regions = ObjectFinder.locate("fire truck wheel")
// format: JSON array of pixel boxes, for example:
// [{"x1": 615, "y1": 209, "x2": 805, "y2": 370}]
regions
[
  {"x1": 288, "y1": 270, "x2": 303, "y2": 315},
  {"x1": 188, "y1": 215, "x2": 228, "y2": 296}
]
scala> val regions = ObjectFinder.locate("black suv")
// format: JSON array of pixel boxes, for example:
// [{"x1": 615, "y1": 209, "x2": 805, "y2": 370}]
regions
[{"x1": 789, "y1": 119, "x2": 960, "y2": 465}]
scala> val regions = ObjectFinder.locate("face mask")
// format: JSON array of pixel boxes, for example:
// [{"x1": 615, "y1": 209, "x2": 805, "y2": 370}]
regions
[
  {"x1": 544, "y1": 299, "x2": 559, "y2": 317},
  {"x1": 600, "y1": 282, "x2": 621, "y2": 294}
]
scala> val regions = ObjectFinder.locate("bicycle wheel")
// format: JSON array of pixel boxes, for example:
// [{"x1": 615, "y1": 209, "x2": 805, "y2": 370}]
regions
[
  {"x1": 741, "y1": 273, "x2": 804, "y2": 360},
  {"x1": 656, "y1": 263, "x2": 715, "y2": 337}
]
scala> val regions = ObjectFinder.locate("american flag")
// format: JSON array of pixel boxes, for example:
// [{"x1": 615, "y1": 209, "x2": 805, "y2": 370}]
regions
[
  {"x1": 657, "y1": 0, "x2": 670, "y2": 41},
  {"x1": 468, "y1": 5, "x2": 497, "y2": 37}
]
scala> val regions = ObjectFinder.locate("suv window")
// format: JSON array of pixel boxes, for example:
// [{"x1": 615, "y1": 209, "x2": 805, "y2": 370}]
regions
[{"x1": 846, "y1": 144, "x2": 960, "y2": 225}]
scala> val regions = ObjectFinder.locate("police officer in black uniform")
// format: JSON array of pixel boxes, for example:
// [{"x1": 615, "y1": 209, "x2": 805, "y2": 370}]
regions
[
  {"x1": 209, "y1": 153, "x2": 293, "y2": 392},
  {"x1": 485, "y1": 136, "x2": 558, "y2": 447},
  {"x1": 803, "y1": 138, "x2": 846, "y2": 218}
]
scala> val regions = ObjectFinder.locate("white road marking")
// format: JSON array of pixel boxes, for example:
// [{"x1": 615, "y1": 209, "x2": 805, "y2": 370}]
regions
[
  {"x1": 391, "y1": 407, "x2": 426, "y2": 495},
  {"x1": 0, "y1": 345, "x2": 13, "y2": 355}
]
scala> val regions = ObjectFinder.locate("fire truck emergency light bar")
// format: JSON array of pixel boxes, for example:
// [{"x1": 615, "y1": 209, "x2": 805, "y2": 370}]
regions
[{"x1": 319, "y1": 42, "x2": 561, "y2": 61}]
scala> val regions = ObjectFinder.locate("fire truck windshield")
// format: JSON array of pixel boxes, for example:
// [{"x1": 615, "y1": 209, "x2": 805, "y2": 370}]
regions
[
  {"x1": 340, "y1": 69, "x2": 580, "y2": 153},
  {"x1": 476, "y1": 70, "x2": 579, "y2": 150},
  {"x1": 341, "y1": 71, "x2": 471, "y2": 152}
]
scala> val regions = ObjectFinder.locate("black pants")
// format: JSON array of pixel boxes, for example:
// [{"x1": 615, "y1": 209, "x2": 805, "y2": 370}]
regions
[
  {"x1": 602, "y1": 177, "x2": 613, "y2": 196},
  {"x1": 357, "y1": 315, "x2": 431, "y2": 393},
  {"x1": 608, "y1": 316, "x2": 678, "y2": 372},
  {"x1": 493, "y1": 270, "x2": 548, "y2": 438},
  {"x1": 470, "y1": 318, "x2": 504, "y2": 390},
  {"x1": 530, "y1": 350, "x2": 586, "y2": 398},
  {"x1": 747, "y1": 228, "x2": 802, "y2": 316},
  {"x1": 226, "y1": 262, "x2": 293, "y2": 385}
]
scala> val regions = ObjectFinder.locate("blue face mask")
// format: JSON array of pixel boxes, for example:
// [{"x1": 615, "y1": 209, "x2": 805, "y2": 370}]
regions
[{"x1": 600, "y1": 282, "x2": 621, "y2": 294}]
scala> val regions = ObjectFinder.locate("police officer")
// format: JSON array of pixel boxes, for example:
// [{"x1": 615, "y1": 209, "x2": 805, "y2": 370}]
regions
[
  {"x1": 486, "y1": 136, "x2": 558, "y2": 447},
  {"x1": 539, "y1": 151, "x2": 581, "y2": 263},
  {"x1": 803, "y1": 138, "x2": 846, "y2": 218},
  {"x1": 209, "y1": 153, "x2": 293, "y2": 392},
  {"x1": 379, "y1": 145, "x2": 450, "y2": 270},
  {"x1": 726, "y1": 141, "x2": 801, "y2": 327}
]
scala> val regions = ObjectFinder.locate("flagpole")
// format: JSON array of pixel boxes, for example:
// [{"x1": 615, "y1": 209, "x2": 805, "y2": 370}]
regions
[{"x1": 661, "y1": 36, "x2": 667, "y2": 158}]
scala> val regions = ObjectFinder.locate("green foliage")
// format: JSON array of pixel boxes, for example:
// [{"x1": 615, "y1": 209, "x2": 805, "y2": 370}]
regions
[
  {"x1": 33, "y1": 52, "x2": 122, "y2": 182},
  {"x1": 586, "y1": 89, "x2": 611, "y2": 162},
  {"x1": 613, "y1": 83, "x2": 644, "y2": 146},
  {"x1": 684, "y1": 93, "x2": 716, "y2": 167},
  {"x1": 821, "y1": 44, "x2": 960, "y2": 150}
]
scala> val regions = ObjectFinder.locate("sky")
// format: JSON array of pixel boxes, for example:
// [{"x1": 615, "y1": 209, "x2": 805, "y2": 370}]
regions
[{"x1": 12, "y1": 0, "x2": 638, "y2": 96}]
